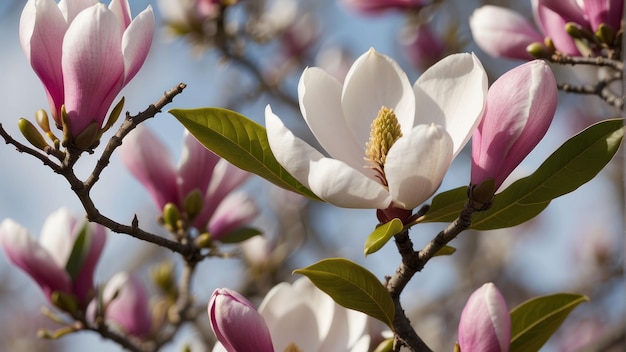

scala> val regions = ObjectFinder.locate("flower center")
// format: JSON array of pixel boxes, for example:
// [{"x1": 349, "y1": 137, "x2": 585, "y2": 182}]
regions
[
  {"x1": 283, "y1": 343, "x2": 304, "y2": 352},
  {"x1": 365, "y1": 106, "x2": 403, "y2": 185}
]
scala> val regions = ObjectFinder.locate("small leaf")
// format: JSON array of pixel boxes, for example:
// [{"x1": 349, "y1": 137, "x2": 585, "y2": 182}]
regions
[
  {"x1": 65, "y1": 222, "x2": 92, "y2": 281},
  {"x1": 422, "y1": 119, "x2": 624, "y2": 229},
  {"x1": 170, "y1": 108, "x2": 322, "y2": 201},
  {"x1": 510, "y1": 293, "x2": 588, "y2": 352},
  {"x1": 218, "y1": 227, "x2": 262, "y2": 244},
  {"x1": 294, "y1": 258, "x2": 395, "y2": 329},
  {"x1": 364, "y1": 219, "x2": 403, "y2": 256},
  {"x1": 433, "y1": 245, "x2": 456, "y2": 257}
]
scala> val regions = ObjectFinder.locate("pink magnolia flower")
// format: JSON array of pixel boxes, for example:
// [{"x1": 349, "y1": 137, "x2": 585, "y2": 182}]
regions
[
  {"x1": 532, "y1": 0, "x2": 581, "y2": 56},
  {"x1": 458, "y1": 283, "x2": 511, "y2": 352},
  {"x1": 470, "y1": 5, "x2": 544, "y2": 60},
  {"x1": 582, "y1": 0, "x2": 623, "y2": 32},
  {"x1": 20, "y1": 0, "x2": 154, "y2": 146},
  {"x1": 208, "y1": 288, "x2": 274, "y2": 352},
  {"x1": 119, "y1": 125, "x2": 257, "y2": 239},
  {"x1": 471, "y1": 60, "x2": 557, "y2": 191},
  {"x1": 342, "y1": 0, "x2": 427, "y2": 14},
  {"x1": 100, "y1": 272, "x2": 152, "y2": 337},
  {"x1": 0, "y1": 208, "x2": 107, "y2": 307},
  {"x1": 401, "y1": 23, "x2": 447, "y2": 72}
]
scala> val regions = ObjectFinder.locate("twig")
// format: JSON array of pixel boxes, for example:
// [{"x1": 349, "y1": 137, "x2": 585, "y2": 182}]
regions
[{"x1": 549, "y1": 54, "x2": 624, "y2": 71}]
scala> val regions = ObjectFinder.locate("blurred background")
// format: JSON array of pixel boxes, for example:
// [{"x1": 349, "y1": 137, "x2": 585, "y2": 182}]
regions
[{"x1": 0, "y1": 0, "x2": 623, "y2": 350}]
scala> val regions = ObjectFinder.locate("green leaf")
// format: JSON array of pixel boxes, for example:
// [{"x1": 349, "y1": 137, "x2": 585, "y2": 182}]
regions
[
  {"x1": 169, "y1": 108, "x2": 322, "y2": 201},
  {"x1": 294, "y1": 258, "x2": 395, "y2": 329},
  {"x1": 364, "y1": 219, "x2": 403, "y2": 256},
  {"x1": 422, "y1": 119, "x2": 624, "y2": 229},
  {"x1": 510, "y1": 293, "x2": 588, "y2": 352},
  {"x1": 433, "y1": 245, "x2": 456, "y2": 257},
  {"x1": 218, "y1": 227, "x2": 262, "y2": 244},
  {"x1": 65, "y1": 222, "x2": 92, "y2": 281}
]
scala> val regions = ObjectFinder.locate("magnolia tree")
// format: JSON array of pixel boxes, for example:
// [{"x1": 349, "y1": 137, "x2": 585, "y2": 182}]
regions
[{"x1": 0, "y1": 0, "x2": 623, "y2": 351}]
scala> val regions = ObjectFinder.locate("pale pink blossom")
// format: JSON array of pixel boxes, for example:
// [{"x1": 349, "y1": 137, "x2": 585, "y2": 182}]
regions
[
  {"x1": 0, "y1": 208, "x2": 106, "y2": 306},
  {"x1": 209, "y1": 288, "x2": 274, "y2": 352},
  {"x1": 458, "y1": 283, "x2": 511, "y2": 352},
  {"x1": 119, "y1": 125, "x2": 257, "y2": 239},
  {"x1": 342, "y1": 0, "x2": 427, "y2": 14},
  {"x1": 100, "y1": 272, "x2": 152, "y2": 337},
  {"x1": 19, "y1": 0, "x2": 154, "y2": 143},
  {"x1": 471, "y1": 60, "x2": 557, "y2": 190}
]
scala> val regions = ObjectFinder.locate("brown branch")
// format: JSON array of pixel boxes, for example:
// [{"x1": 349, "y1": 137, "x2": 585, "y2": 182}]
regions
[
  {"x1": 558, "y1": 79, "x2": 624, "y2": 110},
  {"x1": 549, "y1": 54, "x2": 624, "y2": 71},
  {"x1": 0, "y1": 123, "x2": 62, "y2": 172}
]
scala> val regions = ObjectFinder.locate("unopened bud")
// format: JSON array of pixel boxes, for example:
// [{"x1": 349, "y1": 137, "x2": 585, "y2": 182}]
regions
[
  {"x1": 526, "y1": 42, "x2": 551, "y2": 59},
  {"x1": 195, "y1": 232, "x2": 212, "y2": 248},
  {"x1": 162, "y1": 203, "x2": 182, "y2": 232},
  {"x1": 18, "y1": 118, "x2": 50, "y2": 151},
  {"x1": 35, "y1": 109, "x2": 51, "y2": 133},
  {"x1": 565, "y1": 22, "x2": 585, "y2": 39},
  {"x1": 151, "y1": 261, "x2": 177, "y2": 299},
  {"x1": 595, "y1": 23, "x2": 615, "y2": 45},
  {"x1": 61, "y1": 105, "x2": 71, "y2": 147},
  {"x1": 183, "y1": 189, "x2": 204, "y2": 220},
  {"x1": 74, "y1": 122, "x2": 100, "y2": 150}
]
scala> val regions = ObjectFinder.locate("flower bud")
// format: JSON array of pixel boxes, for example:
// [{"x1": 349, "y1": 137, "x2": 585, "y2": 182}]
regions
[
  {"x1": 102, "y1": 272, "x2": 152, "y2": 337},
  {"x1": 183, "y1": 189, "x2": 204, "y2": 221},
  {"x1": 208, "y1": 288, "x2": 274, "y2": 352},
  {"x1": 162, "y1": 203, "x2": 182, "y2": 232},
  {"x1": 458, "y1": 283, "x2": 511, "y2": 352},
  {"x1": 18, "y1": 118, "x2": 50, "y2": 151},
  {"x1": 471, "y1": 60, "x2": 557, "y2": 191}
]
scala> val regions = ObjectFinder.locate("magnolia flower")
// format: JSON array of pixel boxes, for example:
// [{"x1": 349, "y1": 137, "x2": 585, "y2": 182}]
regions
[
  {"x1": 471, "y1": 60, "x2": 557, "y2": 191},
  {"x1": 532, "y1": 0, "x2": 580, "y2": 56},
  {"x1": 458, "y1": 283, "x2": 511, "y2": 352},
  {"x1": 470, "y1": 5, "x2": 544, "y2": 60},
  {"x1": 211, "y1": 277, "x2": 371, "y2": 351},
  {"x1": 266, "y1": 48, "x2": 487, "y2": 214},
  {"x1": 98, "y1": 272, "x2": 152, "y2": 337},
  {"x1": 0, "y1": 208, "x2": 106, "y2": 307},
  {"x1": 342, "y1": 0, "x2": 427, "y2": 14},
  {"x1": 119, "y1": 125, "x2": 257, "y2": 239},
  {"x1": 209, "y1": 288, "x2": 274, "y2": 352},
  {"x1": 20, "y1": 0, "x2": 154, "y2": 147}
]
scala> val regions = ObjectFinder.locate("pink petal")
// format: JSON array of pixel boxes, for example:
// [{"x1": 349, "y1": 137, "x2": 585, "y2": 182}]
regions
[
  {"x1": 62, "y1": 3, "x2": 125, "y2": 136},
  {"x1": 208, "y1": 288, "x2": 274, "y2": 352},
  {"x1": 532, "y1": 0, "x2": 581, "y2": 56},
  {"x1": 177, "y1": 130, "x2": 221, "y2": 208},
  {"x1": 72, "y1": 221, "x2": 107, "y2": 305},
  {"x1": 0, "y1": 219, "x2": 72, "y2": 300},
  {"x1": 120, "y1": 5, "x2": 154, "y2": 83},
  {"x1": 119, "y1": 125, "x2": 178, "y2": 210},
  {"x1": 103, "y1": 272, "x2": 152, "y2": 337},
  {"x1": 20, "y1": 0, "x2": 68, "y2": 124},
  {"x1": 207, "y1": 191, "x2": 259, "y2": 240}
]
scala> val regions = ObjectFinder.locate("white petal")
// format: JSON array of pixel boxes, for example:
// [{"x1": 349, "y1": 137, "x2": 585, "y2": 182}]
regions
[
  {"x1": 385, "y1": 124, "x2": 453, "y2": 210},
  {"x1": 413, "y1": 53, "x2": 487, "y2": 157},
  {"x1": 39, "y1": 207, "x2": 77, "y2": 268},
  {"x1": 266, "y1": 106, "x2": 391, "y2": 209},
  {"x1": 298, "y1": 67, "x2": 365, "y2": 172},
  {"x1": 341, "y1": 48, "x2": 415, "y2": 146}
]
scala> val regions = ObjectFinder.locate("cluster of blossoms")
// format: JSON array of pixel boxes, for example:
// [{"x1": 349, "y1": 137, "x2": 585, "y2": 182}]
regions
[{"x1": 470, "y1": 0, "x2": 624, "y2": 60}]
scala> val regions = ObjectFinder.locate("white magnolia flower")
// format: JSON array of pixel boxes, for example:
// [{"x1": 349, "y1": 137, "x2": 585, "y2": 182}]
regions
[{"x1": 266, "y1": 48, "x2": 487, "y2": 211}]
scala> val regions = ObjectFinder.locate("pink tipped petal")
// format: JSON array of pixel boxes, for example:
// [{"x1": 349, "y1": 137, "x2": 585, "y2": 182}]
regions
[
  {"x1": 20, "y1": 0, "x2": 67, "y2": 122},
  {"x1": 103, "y1": 272, "x2": 152, "y2": 337},
  {"x1": 385, "y1": 124, "x2": 453, "y2": 209},
  {"x1": 341, "y1": 48, "x2": 416, "y2": 142},
  {"x1": 58, "y1": 0, "x2": 98, "y2": 22},
  {"x1": 458, "y1": 283, "x2": 511, "y2": 352},
  {"x1": 121, "y1": 5, "x2": 154, "y2": 82},
  {"x1": 0, "y1": 219, "x2": 72, "y2": 300},
  {"x1": 119, "y1": 125, "x2": 178, "y2": 210},
  {"x1": 471, "y1": 60, "x2": 557, "y2": 189},
  {"x1": 208, "y1": 191, "x2": 259, "y2": 240},
  {"x1": 470, "y1": 6, "x2": 544, "y2": 60},
  {"x1": 413, "y1": 53, "x2": 487, "y2": 157},
  {"x1": 108, "y1": 0, "x2": 132, "y2": 29},
  {"x1": 298, "y1": 67, "x2": 366, "y2": 171},
  {"x1": 72, "y1": 221, "x2": 107, "y2": 304},
  {"x1": 62, "y1": 4, "x2": 125, "y2": 136},
  {"x1": 538, "y1": 0, "x2": 586, "y2": 25},
  {"x1": 178, "y1": 130, "x2": 221, "y2": 204},
  {"x1": 532, "y1": 0, "x2": 580, "y2": 56},
  {"x1": 209, "y1": 288, "x2": 274, "y2": 352}
]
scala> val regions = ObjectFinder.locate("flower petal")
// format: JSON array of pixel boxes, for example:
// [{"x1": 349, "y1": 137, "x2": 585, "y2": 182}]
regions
[
  {"x1": 266, "y1": 105, "x2": 391, "y2": 208},
  {"x1": 413, "y1": 53, "x2": 487, "y2": 157},
  {"x1": 298, "y1": 67, "x2": 366, "y2": 172},
  {"x1": 385, "y1": 124, "x2": 453, "y2": 209},
  {"x1": 38, "y1": 207, "x2": 78, "y2": 268},
  {"x1": 72, "y1": 221, "x2": 107, "y2": 304},
  {"x1": 0, "y1": 219, "x2": 71, "y2": 299},
  {"x1": 119, "y1": 125, "x2": 178, "y2": 210},
  {"x1": 103, "y1": 272, "x2": 152, "y2": 337},
  {"x1": 62, "y1": 3, "x2": 125, "y2": 136},
  {"x1": 208, "y1": 191, "x2": 259, "y2": 240},
  {"x1": 20, "y1": 0, "x2": 67, "y2": 123},
  {"x1": 120, "y1": 5, "x2": 154, "y2": 83},
  {"x1": 177, "y1": 129, "x2": 221, "y2": 204},
  {"x1": 341, "y1": 48, "x2": 415, "y2": 144}
]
